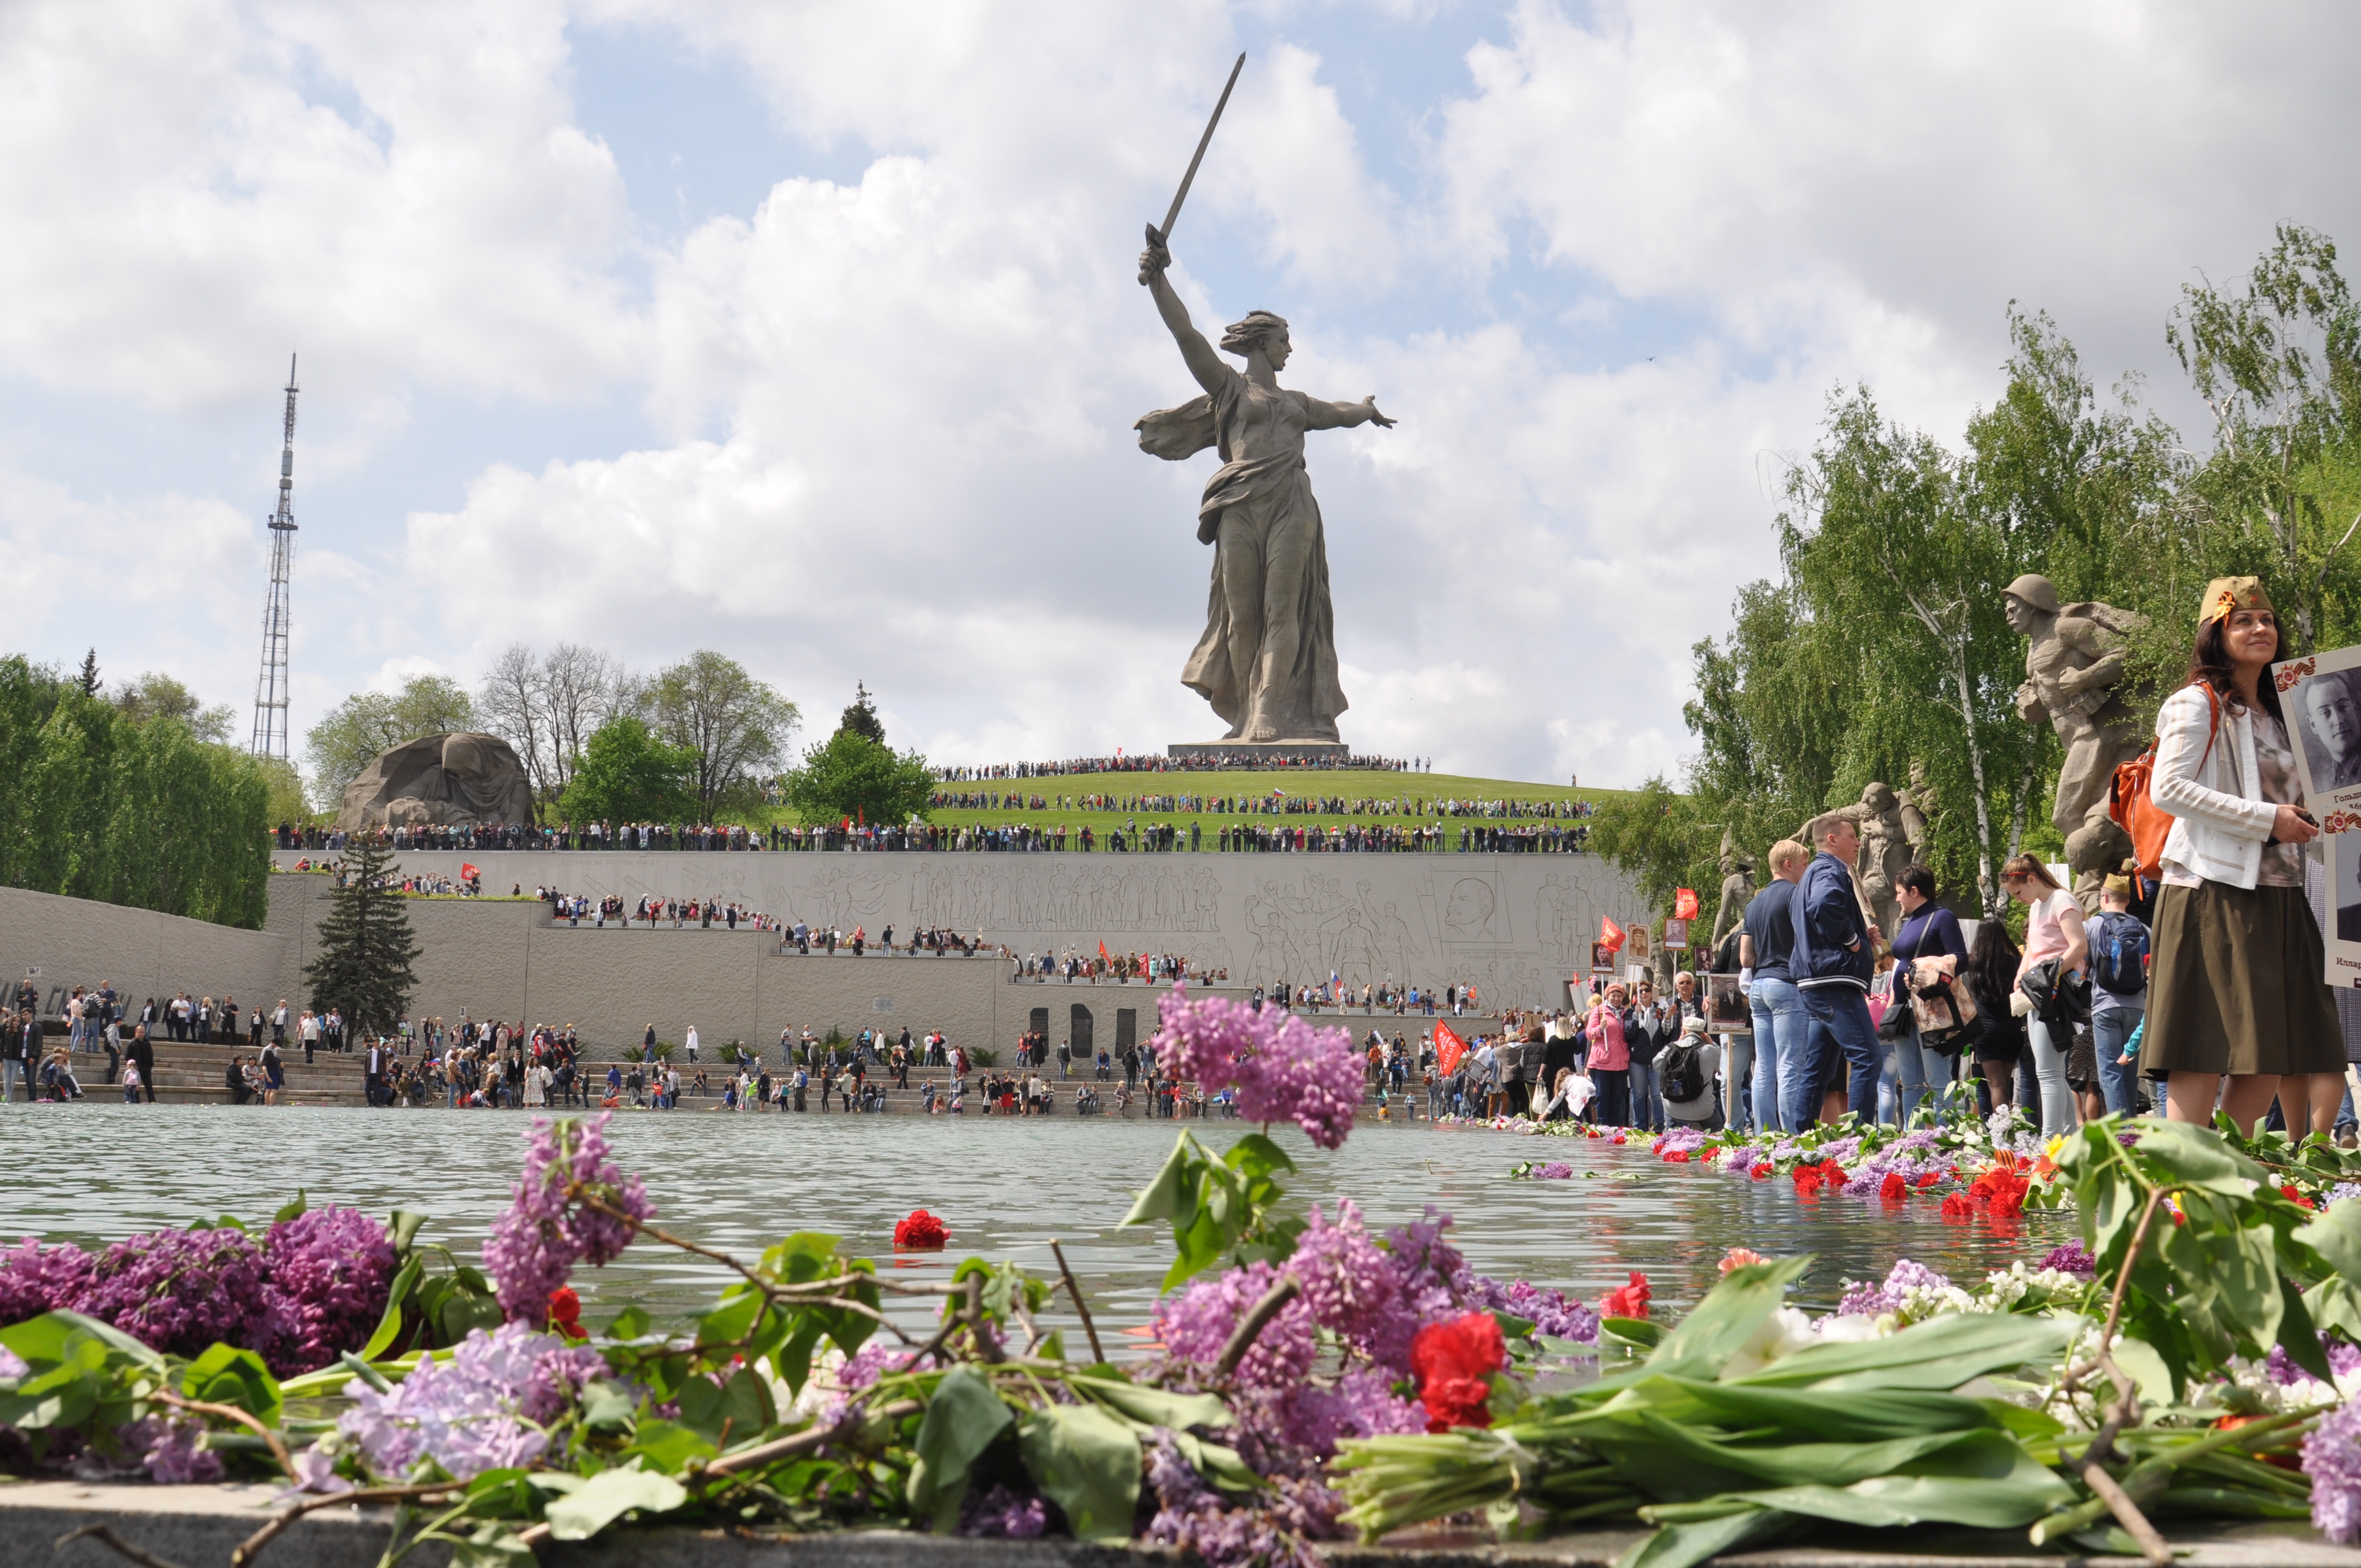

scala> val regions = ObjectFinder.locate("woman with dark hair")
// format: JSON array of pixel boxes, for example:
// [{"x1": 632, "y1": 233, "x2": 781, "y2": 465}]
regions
[
  {"x1": 2143, "y1": 576, "x2": 2346, "y2": 1136},
  {"x1": 1888, "y1": 864, "x2": 1968, "y2": 1121},
  {"x1": 1966, "y1": 918, "x2": 2026, "y2": 1112}
]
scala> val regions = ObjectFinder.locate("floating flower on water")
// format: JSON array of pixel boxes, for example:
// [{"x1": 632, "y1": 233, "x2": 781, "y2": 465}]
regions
[
  {"x1": 1939, "y1": 1193, "x2": 1973, "y2": 1221},
  {"x1": 1599, "y1": 1271, "x2": 1651, "y2": 1320},
  {"x1": 1836, "y1": 1259, "x2": 1950, "y2": 1319},
  {"x1": 1535, "y1": 1162, "x2": 1573, "y2": 1180},
  {"x1": 1409, "y1": 1313, "x2": 1504, "y2": 1431},
  {"x1": 893, "y1": 1210, "x2": 949, "y2": 1250},
  {"x1": 1718, "y1": 1248, "x2": 1766, "y2": 1275},
  {"x1": 1878, "y1": 1172, "x2": 1908, "y2": 1204},
  {"x1": 2037, "y1": 1243, "x2": 2096, "y2": 1280}
]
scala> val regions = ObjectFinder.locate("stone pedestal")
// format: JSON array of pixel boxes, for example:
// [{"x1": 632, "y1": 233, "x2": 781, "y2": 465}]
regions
[{"x1": 1167, "y1": 741, "x2": 1351, "y2": 762}]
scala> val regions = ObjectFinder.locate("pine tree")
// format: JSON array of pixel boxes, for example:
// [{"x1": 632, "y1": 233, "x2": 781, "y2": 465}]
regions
[
  {"x1": 77, "y1": 649, "x2": 101, "y2": 697},
  {"x1": 303, "y1": 837, "x2": 421, "y2": 1038},
  {"x1": 837, "y1": 681, "x2": 886, "y2": 745}
]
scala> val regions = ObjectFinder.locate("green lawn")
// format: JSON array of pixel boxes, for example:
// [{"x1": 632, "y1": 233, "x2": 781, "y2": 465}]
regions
[{"x1": 899, "y1": 769, "x2": 1640, "y2": 836}]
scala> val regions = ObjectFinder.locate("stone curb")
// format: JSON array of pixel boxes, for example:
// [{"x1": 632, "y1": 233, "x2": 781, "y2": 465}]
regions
[{"x1": 6, "y1": 1483, "x2": 2357, "y2": 1568}]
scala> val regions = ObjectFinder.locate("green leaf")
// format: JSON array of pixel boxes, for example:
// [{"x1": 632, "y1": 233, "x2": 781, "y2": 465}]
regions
[
  {"x1": 1734, "y1": 1312, "x2": 2074, "y2": 1391},
  {"x1": 603, "y1": 1306, "x2": 652, "y2": 1341},
  {"x1": 2273, "y1": 1268, "x2": 2335, "y2": 1384},
  {"x1": 543, "y1": 1465, "x2": 688, "y2": 1541},
  {"x1": 273, "y1": 1189, "x2": 308, "y2": 1223},
  {"x1": 41, "y1": 1311, "x2": 166, "y2": 1369},
  {"x1": 907, "y1": 1365, "x2": 1014, "y2": 1531},
  {"x1": 2297, "y1": 1195, "x2": 2361, "y2": 1280},
  {"x1": 1069, "y1": 1375, "x2": 1235, "y2": 1433},
  {"x1": 620, "y1": 1419, "x2": 717, "y2": 1472},
  {"x1": 360, "y1": 1256, "x2": 423, "y2": 1362},
  {"x1": 2305, "y1": 1276, "x2": 2361, "y2": 1343},
  {"x1": 1630, "y1": 1258, "x2": 1811, "y2": 1382},
  {"x1": 178, "y1": 1344, "x2": 282, "y2": 1427},
  {"x1": 1122, "y1": 1132, "x2": 1204, "y2": 1227},
  {"x1": 579, "y1": 1380, "x2": 640, "y2": 1434},
  {"x1": 672, "y1": 1368, "x2": 774, "y2": 1444},
  {"x1": 389, "y1": 1209, "x2": 427, "y2": 1253},
  {"x1": 2108, "y1": 1336, "x2": 2175, "y2": 1407},
  {"x1": 1017, "y1": 1402, "x2": 1142, "y2": 1541},
  {"x1": 449, "y1": 1522, "x2": 539, "y2": 1567},
  {"x1": 2131, "y1": 1119, "x2": 2266, "y2": 1200},
  {"x1": 1222, "y1": 1133, "x2": 1297, "y2": 1180},
  {"x1": 1664, "y1": 1381, "x2": 1994, "y2": 1441},
  {"x1": 1620, "y1": 1507, "x2": 1788, "y2": 1568},
  {"x1": 694, "y1": 1293, "x2": 763, "y2": 1349}
]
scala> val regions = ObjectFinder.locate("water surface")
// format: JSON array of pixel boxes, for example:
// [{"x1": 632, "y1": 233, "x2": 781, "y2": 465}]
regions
[{"x1": 1, "y1": 1107, "x2": 2064, "y2": 1344}]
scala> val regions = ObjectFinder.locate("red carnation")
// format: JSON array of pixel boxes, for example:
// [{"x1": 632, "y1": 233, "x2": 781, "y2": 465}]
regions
[
  {"x1": 1665, "y1": 1150, "x2": 1691, "y2": 1164},
  {"x1": 1750, "y1": 1164, "x2": 1771, "y2": 1182},
  {"x1": 1939, "y1": 1193, "x2": 1973, "y2": 1221},
  {"x1": 546, "y1": 1286, "x2": 585, "y2": 1341},
  {"x1": 1878, "y1": 1172, "x2": 1908, "y2": 1204},
  {"x1": 1914, "y1": 1172, "x2": 1943, "y2": 1188},
  {"x1": 1600, "y1": 1270, "x2": 1652, "y2": 1320},
  {"x1": 1410, "y1": 1312, "x2": 1505, "y2": 1432},
  {"x1": 893, "y1": 1209, "x2": 949, "y2": 1250},
  {"x1": 2282, "y1": 1184, "x2": 2318, "y2": 1211}
]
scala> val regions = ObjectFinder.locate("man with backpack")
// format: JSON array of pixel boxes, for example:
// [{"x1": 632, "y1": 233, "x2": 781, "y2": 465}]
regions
[
  {"x1": 2087, "y1": 867, "x2": 2150, "y2": 1117},
  {"x1": 1661, "y1": 1016, "x2": 1721, "y2": 1128}
]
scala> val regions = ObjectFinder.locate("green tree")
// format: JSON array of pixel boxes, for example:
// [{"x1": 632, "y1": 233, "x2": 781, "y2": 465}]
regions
[
  {"x1": 780, "y1": 728, "x2": 935, "y2": 828},
  {"x1": 557, "y1": 717, "x2": 699, "y2": 824},
  {"x1": 115, "y1": 671, "x2": 237, "y2": 744},
  {"x1": 304, "y1": 836, "x2": 421, "y2": 1038},
  {"x1": 1587, "y1": 775, "x2": 1715, "y2": 913},
  {"x1": 304, "y1": 674, "x2": 477, "y2": 810},
  {"x1": 2168, "y1": 223, "x2": 2361, "y2": 652},
  {"x1": 837, "y1": 681, "x2": 886, "y2": 745},
  {"x1": 646, "y1": 651, "x2": 797, "y2": 817}
]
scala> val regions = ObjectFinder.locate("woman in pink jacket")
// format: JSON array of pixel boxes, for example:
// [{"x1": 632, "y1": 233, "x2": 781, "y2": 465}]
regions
[{"x1": 1584, "y1": 983, "x2": 1633, "y2": 1126}]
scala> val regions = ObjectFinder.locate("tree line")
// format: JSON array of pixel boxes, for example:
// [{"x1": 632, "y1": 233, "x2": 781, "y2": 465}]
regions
[
  {"x1": 0, "y1": 654, "x2": 281, "y2": 929},
  {"x1": 1597, "y1": 222, "x2": 2361, "y2": 919}
]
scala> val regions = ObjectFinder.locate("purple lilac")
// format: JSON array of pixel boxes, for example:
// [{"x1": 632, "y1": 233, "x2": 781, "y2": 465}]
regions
[
  {"x1": 1535, "y1": 1162, "x2": 1573, "y2": 1180},
  {"x1": 1147, "y1": 1428, "x2": 1319, "y2": 1568},
  {"x1": 1460, "y1": 1276, "x2": 1600, "y2": 1345},
  {"x1": 1836, "y1": 1259, "x2": 1950, "y2": 1318},
  {"x1": 0, "y1": 1345, "x2": 26, "y2": 1380},
  {"x1": 75, "y1": 1228, "x2": 279, "y2": 1360},
  {"x1": 0, "y1": 1238, "x2": 93, "y2": 1326},
  {"x1": 1155, "y1": 988, "x2": 1361, "y2": 1148},
  {"x1": 958, "y1": 1483, "x2": 1049, "y2": 1538},
  {"x1": 339, "y1": 1322, "x2": 608, "y2": 1481},
  {"x1": 2266, "y1": 1335, "x2": 2361, "y2": 1387},
  {"x1": 285, "y1": 1439, "x2": 353, "y2": 1496},
  {"x1": 124, "y1": 1415, "x2": 225, "y2": 1484},
  {"x1": 2332, "y1": 1184, "x2": 2361, "y2": 1208},
  {"x1": 1285, "y1": 1202, "x2": 1401, "y2": 1357},
  {"x1": 1155, "y1": 1261, "x2": 1319, "y2": 1392},
  {"x1": 1279, "y1": 1368, "x2": 1424, "y2": 1454},
  {"x1": 2305, "y1": 1397, "x2": 2361, "y2": 1544},
  {"x1": 260, "y1": 1207, "x2": 399, "y2": 1376},
  {"x1": 482, "y1": 1114, "x2": 654, "y2": 1321},
  {"x1": 1653, "y1": 1127, "x2": 1709, "y2": 1157},
  {"x1": 2037, "y1": 1243, "x2": 2097, "y2": 1280}
]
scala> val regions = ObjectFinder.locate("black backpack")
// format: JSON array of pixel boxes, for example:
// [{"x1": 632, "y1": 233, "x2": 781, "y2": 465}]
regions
[
  {"x1": 2090, "y1": 912, "x2": 2148, "y2": 997},
  {"x1": 1660, "y1": 1038, "x2": 1706, "y2": 1103}
]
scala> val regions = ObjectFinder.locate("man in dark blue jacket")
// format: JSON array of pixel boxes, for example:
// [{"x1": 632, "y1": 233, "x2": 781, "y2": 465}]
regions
[{"x1": 1789, "y1": 813, "x2": 1879, "y2": 1128}]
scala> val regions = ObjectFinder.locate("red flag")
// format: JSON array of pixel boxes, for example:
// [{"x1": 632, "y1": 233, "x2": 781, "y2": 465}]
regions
[
  {"x1": 1600, "y1": 915, "x2": 1626, "y2": 952},
  {"x1": 1098, "y1": 941, "x2": 1110, "y2": 965},
  {"x1": 1673, "y1": 888, "x2": 1699, "y2": 920},
  {"x1": 461, "y1": 862, "x2": 480, "y2": 882},
  {"x1": 1434, "y1": 1022, "x2": 1467, "y2": 1076}
]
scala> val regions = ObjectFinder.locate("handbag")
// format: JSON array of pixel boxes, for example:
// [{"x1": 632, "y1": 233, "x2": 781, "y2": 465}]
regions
[
  {"x1": 1872, "y1": 971, "x2": 1911, "y2": 1041},
  {"x1": 2110, "y1": 682, "x2": 2219, "y2": 880},
  {"x1": 1906, "y1": 954, "x2": 1977, "y2": 1055}
]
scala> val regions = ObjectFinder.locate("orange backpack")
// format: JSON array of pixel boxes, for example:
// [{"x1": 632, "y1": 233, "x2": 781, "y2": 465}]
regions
[{"x1": 2109, "y1": 683, "x2": 2219, "y2": 881}]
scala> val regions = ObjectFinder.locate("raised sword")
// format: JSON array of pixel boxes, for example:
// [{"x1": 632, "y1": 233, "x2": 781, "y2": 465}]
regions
[{"x1": 1141, "y1": 51, "x2": 1245, "y2": 281}]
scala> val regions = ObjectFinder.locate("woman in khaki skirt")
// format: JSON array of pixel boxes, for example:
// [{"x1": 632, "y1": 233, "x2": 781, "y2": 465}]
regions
[{"x1": 2142, "y1": 576, "x2": 2347, "y2": 1136}]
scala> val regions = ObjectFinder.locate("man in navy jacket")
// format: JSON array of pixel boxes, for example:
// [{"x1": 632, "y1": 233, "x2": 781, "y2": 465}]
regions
[{"x1": 1789, "y1": 813, "x2": 1880, "y2": 1128}]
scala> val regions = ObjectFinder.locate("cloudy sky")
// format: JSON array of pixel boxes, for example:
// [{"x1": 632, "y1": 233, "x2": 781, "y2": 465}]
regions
[{"x1": 8, "y1": 0, "x2": 2360, "y2": 789}]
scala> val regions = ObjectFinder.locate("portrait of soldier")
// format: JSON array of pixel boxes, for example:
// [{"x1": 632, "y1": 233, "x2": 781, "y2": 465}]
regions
[{"x1": 2300, "y1": 668, "x2": 2361, "y2": 794}]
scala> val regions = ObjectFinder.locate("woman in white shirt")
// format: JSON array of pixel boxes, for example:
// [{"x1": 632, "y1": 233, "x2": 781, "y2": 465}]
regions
[
  {"x1": 2142, "y1": 577, "x2": 2345, "y2": 1136},
  {"x1": 2003, "y1": 855, "x2": 2086, "y2": 1137}
]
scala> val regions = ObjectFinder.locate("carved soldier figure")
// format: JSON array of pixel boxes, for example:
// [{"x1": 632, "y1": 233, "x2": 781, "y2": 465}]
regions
[
  {"x1": 1709, "y1": 828, "x2": 1754, "y2": 951},
  {"x1": 2003, "y1": 573, "x2": 2146, "y2": 905},
  {"x1": 1855, "y1": 782, "x2": 1921, "y2": 939}
]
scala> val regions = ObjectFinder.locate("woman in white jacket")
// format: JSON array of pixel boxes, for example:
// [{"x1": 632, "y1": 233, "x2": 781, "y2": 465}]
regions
[{"x1": 2142, "y1": 576, "x2": 2346, "y2": 1136}]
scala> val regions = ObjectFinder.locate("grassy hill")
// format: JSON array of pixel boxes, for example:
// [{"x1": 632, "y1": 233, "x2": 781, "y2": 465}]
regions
[{"x1": 906, "y1": 769, "x2": 1642, "y2": 836}]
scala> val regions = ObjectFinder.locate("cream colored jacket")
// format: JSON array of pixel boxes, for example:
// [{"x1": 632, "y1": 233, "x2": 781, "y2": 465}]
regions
[{"x1": 2153, "y1": 683, "x2": 2277, "y2": 889}]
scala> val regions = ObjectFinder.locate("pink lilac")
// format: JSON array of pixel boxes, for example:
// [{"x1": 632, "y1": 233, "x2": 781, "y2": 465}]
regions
[
  {"x1": 482, "y1": 1114, "x2": 654, "y2": 1321},
  {"x1": 260, "y1": 1207, "x2": 399, "y2": 1376},
  {"x1": 285, "y1": 1439, "x2": 353, "y2": 1496},
  {"x1": 2267, "y1": 1335, "x2": 2361, "y2": 1387},
  {"x1": 1836, "y1": 1259, "x2": 1950, "y2": 1317},
  {"x1": 1285, "y1": 1202, "x2": 1400, "y2": 1356},
  {"x1": 1155, "y1": 1260, "x2": 1319, "y2": 1393},
  {"x1": 958, "y1": 1483, "x2": 1049, "y2": 1538},
  {"x1": 123, "y1": 1415, "x2": 224, "y2": 1484},
  {"x1": 2037, "y1": 1243, "x2": 2097, "y2": 1280},
  {"x1": 0, "y1": 1238, "x2": 93, "y2": 1325},
  {"x1": 1653, "y1": 1128, "x2": 1709, "y2": 1157},
  {"x1": 1155, "y1": 988, "x2": 1361, "y2": 1148},
  {"x1": 2304, "y1": 1397, "x2": 2361, "y2": 1544},
  {"x1": 340, "y1": 1323, "x2": 608, "y2": 1482},
  {"x1": 1535, "y1": 1162, "x2": 1573, "y2": 1180},
  {"x1": 75, "y1": 1228, "x2": 279, "y2": 1359}
]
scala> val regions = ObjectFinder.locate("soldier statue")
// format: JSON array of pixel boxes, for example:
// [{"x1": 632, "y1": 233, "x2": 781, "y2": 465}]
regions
[{"x1": 2003, "y1": 573, "x2": 2146, "y2": 907}]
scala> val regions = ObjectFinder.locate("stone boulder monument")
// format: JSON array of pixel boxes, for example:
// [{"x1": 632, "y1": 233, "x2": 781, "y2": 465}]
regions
[{"x1": 336, "y1": 732, "x2": 535, "y2": 830}]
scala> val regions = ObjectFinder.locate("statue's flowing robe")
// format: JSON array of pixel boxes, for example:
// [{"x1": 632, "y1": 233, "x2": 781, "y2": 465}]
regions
[{"x1": 1136, "y1": 364, "x2": 1347, "y2": 740}]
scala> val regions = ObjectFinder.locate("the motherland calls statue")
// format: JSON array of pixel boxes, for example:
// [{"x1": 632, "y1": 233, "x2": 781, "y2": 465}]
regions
[
  {"x1": 1709, "y1": 829, "x2": 1754, "y2": 950},
  {"x1": 337, "y1": 732, "x2": 535, "y2": 830},
  {"x1": 1134, "y1": 236, "x2": 1392, "y2": 743},
  {"x1": 2004, "y1": 573, "x2": 2145, "y2": 906}
]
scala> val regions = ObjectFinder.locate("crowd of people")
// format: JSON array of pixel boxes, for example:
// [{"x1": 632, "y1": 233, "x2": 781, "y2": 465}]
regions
[{"x1": 934, "y1": 754, "x2": 1423, "y2": 778}]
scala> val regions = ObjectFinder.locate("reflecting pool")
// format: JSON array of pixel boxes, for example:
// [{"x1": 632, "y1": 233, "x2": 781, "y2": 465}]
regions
[{"x1": 1, "y1": 1107, "x2": 2065, "y2": 1344}]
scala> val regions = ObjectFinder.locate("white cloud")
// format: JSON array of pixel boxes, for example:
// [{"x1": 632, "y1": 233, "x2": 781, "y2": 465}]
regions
[{"x1": 8, "y1": 0, "x2": 2361, "y2": 790}]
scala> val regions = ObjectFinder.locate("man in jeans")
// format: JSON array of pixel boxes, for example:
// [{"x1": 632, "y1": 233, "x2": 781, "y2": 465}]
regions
[
  {"x1": 2086, "y1": 870, "x2": 2148, "y2": 1115},
  {"x1": 1790, "y1": 814, "x2": 1881, "y2": 1129},
  {"x1": 1739, "y1": 839, "x2": 1810, "y2": 1135}
]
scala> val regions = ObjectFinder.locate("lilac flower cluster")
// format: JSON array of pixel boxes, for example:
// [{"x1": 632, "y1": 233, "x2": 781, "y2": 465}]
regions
[
  {"x1": 340, "y1": 1322, "x2": 608, "y2": 1481},
  {"x1": 1654, "y1": 1128, "x2": 1710, "y2": 1158},
  {"x1": 1156, "y1": 988, "x2": 1362, "y2": 1148},
  {"x1": 1457, "y1": 1276, "x2": 1600, "y2": 1344},
  {"x1": 1835, "y1": 1259, "x2": 1951, "y2": 1318},
  {"x1": 958, "y1": 1483, "x2": 1050, "y2": 1537},
  {"x1": 0, "y1": 1210, "x2": 399, "y2": 1376},
  {"x1": 1156, "y1": 1260, "x2": 1320, "y2": 1394},
  {"x1": 2036, "y1": 1243, "x2": 2096, "y2": 1280},
  {"x1": 2332, "y1": 1183, "x2": 2361, "y2": 1208},
  {"x1": 1838, "y1": 1132, "x2": 1948, "y2": 1197},
  {"x1": 2267, "y1": 1334, "x2": 2361, "y2": 1389},
  {"x1": 1533, "y1": 1162, "x2": 1573, "y2": 1180},
  {"x1": 2305, "y1": 1396, "x2": 2361, "y2": 1543},
  {"x1": 122, "y1": 1415, "x2": 225, "y2": 1484},
  {"x1": 1146, "y1": 1428, "x2": 1323, "y2": 1568},
  {"x1": 481, "y1": 1114, "x2": 654, "y2": 1321}
]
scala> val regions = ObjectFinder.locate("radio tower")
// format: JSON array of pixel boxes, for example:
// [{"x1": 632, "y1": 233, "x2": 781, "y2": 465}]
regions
[{"x1": 248, "y1": 355, "x2": 299, "y2": 761}]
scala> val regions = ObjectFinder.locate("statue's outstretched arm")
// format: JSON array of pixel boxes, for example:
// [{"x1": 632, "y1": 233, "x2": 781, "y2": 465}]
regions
[
  {"x1": 1139, "y1": 241, "x2": 1225, "y2": 396},
  {"x1": 1304, "y1": 394, "x2": 1396, "y2": 430}
]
